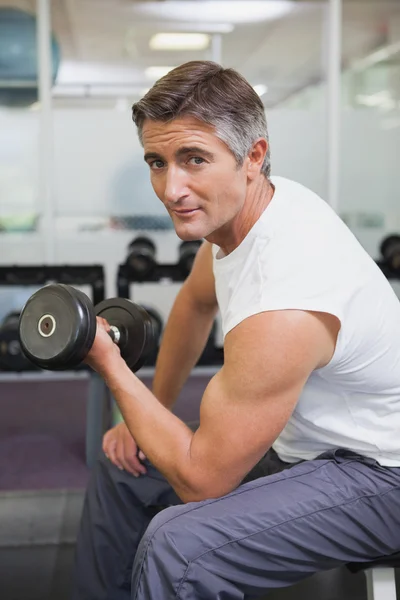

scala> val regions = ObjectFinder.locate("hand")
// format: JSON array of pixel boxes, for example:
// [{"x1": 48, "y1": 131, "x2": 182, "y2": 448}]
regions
[
  {"x1": 84, "y1": 317, "x2": 122, "y2": 375},
  {"x1": 102, "y1": 422, "x2": 147, "y2": 477}
]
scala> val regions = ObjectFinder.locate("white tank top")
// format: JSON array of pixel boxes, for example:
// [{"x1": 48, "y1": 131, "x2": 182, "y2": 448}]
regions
[{"x1": 212, "y1": 176, "x2": 400, "y2": 466}]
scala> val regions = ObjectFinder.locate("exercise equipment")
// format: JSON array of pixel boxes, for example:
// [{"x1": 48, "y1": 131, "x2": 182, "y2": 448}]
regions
[
  {"x1": 380, "y1": 234, "x2": 400, "y2": 276},
  {"x1": 178, "y1": 240, "x2": 202, "y2": 278},
  {"x1": 18, "y1": 284, "x2": 155, "y2": 372},
  {"x1": 116, "y1": 240, "x2": 223, "y2": 367},
  {"x1": 0, "y1": 311, "x2": 37, "y2": 371},
  {"x1": 0, "y1": 264, "x2": 106, "y2": 304},
  {"x1": 139, "y1": 305, "x2": 163, "y2": 366},
  {"x1": 126, "y1": 236, "x2": 156, "y2": 279},
  {"x1": 140, "y1": 305, "x2": 163, "y2": 344}
]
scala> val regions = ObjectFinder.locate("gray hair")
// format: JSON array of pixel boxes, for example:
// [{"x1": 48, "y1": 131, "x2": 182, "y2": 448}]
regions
[{"x1": 132, "y1": 61, "x2": 271, "y2": 178}]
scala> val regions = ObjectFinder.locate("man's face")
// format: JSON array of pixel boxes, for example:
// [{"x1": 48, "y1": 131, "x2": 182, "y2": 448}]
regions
[{"x1": 142, "y1": 116, "x2": 249, "y2": 242}]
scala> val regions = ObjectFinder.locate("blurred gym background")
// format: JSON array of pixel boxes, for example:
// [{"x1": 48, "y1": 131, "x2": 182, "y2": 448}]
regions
[{"x1": 0, "y1": 1, "x2": 400, "y2": 599}]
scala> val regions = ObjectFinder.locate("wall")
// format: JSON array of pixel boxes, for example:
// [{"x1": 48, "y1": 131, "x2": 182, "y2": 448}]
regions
[{"x1": 0, "y1": 106, "x2": 399, "y2": 322}]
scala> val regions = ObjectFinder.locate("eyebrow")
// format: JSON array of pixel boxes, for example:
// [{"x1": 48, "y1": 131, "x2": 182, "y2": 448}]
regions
[{"x1": 144, "y1": 146, "x2": 215, "y2": 163}]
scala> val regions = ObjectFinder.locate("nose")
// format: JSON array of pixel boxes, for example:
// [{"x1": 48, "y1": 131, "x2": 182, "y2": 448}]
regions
[{"x1": 164, "y1": 164, "x2": 189, "y2": 205}]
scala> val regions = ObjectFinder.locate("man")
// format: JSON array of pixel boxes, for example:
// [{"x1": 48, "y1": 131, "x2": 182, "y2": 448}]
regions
[{"x1": 72, "y1": 61, "x2": 400, "y2": 600}]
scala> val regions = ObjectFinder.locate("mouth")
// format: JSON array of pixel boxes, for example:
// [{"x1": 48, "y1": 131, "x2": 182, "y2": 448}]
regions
[{"x1": 172, "y1": 208, "x2": 200, "y2": 218}]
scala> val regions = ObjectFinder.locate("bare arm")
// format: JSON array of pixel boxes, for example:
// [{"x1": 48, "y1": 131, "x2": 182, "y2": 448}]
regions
[
  {"x1": 101, "y1": 242, "x2": 217, "y2": 475},
  {"x1": 152, "y1": 240, "x2": 218, "y2": 408},
  {"x1": 99, "y1": 308, "x2": 339, "y2": 502},
  {"x1": 180, "y1": 310, "x2": 339, "y2": 499}
]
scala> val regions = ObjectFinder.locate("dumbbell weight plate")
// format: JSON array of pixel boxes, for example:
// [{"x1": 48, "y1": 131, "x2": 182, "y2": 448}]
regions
[
  {"x1": 178, "y1": 240, "x2": 202, "y2": 278},
  {"x1": 126, "y1": 237, "x2": 156, "y2": 279},
  {"x1": 140, "y1": 305, "x2": 163, "y2": 344},
  {"x1": 380, "y1": 234, "x2": 400, "y2": 274},
  {"x1": 95, "y1": 298, "x2": 154, "y2": 372},
  {"x1": 19, "y1": 284, "x2": 97, "y2": 370},
  {"x1": 0, "y1": 330, "x2": 37, "y2": 371},
  {"x1": 138, "y1": 305, "x2": 163, "y2": 367},
  {"x1": 2, "y1": 311, "x2": 22, "y2": 329},
  {"x1": 0, "y1": 311, "x2": 29, "y2": 371},
  {"x1": 380, "y1": 235, "x2": 400, "y2": 258}
]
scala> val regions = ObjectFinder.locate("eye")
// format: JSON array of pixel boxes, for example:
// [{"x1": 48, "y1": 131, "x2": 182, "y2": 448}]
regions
[
  {"x1": 189, "y1": 157, "x2": 205, "y2": 165},
  {"x1": 149, "y1": 160, "x2": 165, "y2": 170}
]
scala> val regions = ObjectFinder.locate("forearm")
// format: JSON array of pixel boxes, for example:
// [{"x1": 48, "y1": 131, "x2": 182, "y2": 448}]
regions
[
  {"x1": 152, "y1": 284, "x2": 217, "y2": 408},
  {"x1": 103, "y1": 357, "x2": 196, "y2": 500}
]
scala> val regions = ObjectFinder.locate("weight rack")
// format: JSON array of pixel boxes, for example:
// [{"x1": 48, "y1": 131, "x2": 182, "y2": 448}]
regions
[{"x1": 0, "y1": 264, "x2": 106, "y2": 305}]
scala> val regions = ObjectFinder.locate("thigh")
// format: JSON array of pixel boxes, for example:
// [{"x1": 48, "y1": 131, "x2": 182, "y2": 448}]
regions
[{"x1": 132, "y1": 450, "x2": 400, "y2": 599}]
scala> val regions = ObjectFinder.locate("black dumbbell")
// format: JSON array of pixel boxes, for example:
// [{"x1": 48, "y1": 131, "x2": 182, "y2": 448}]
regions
[
  {"x1": 139, "y1": 305, "x2": 163, "y2": 366},
  {"x1": 126, "y1": 236, "x2": 156, "y2": 279},
  {"x1": 18, "y1": 284, "x2": 155, "y2": 372},
  {"x1": 140, "y1": 305, "x2": 163, "y2": 344},
  {"x1": 380, "y1": 234, "x2": 400, "y2": 276},
  {"x1": 0, "y1": 311, "x2": 38, "y2": 372},
  {"x1": 178, "y1": 240, "x2": 202, "y2": 278}
]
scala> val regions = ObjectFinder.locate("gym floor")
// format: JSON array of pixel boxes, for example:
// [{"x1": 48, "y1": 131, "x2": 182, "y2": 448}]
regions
[{"x1": 0, "y1": 375, "x2": 397, "y2": 600}]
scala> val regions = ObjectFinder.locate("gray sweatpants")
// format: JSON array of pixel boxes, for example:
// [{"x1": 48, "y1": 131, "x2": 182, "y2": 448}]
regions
[{"x1": 72, "y1": 447, "x2": 400, "y2": 599}]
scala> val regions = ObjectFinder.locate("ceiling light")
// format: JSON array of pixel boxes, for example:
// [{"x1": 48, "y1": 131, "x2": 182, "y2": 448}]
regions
[
  {"x1": 150, "y1": 33, "x2": 210, "y2": 51},
  {"x1": 134, "y1": 2, "x2": 293, "y2": 25},
  {"x1": 156, "y1": 22, "x2": 234, "y2": 34},
  {"x1": 253, "y1": 84, "x2": 268, "y2": 97},
  {"x1": 145, "y1": 66, "x2": 176, "y2": 80}
]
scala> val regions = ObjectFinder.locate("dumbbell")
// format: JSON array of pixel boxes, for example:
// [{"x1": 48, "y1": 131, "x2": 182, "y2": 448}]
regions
[
  {"x1": 18, "y1": 284, "x2": 155, "y2": 372},
  {"x1": 380, "y1": 234, "x2": 400, "y2": 276},
  {"x1": 139, "y1": 305, "x2": 163, "y2": 366},
  {"x1": 140, "y1": 305, "x2": 163, "y2": 345},
  {"x1": 0, "y1": 311, "x2": 38, "y2": 372},
  {"x1": 126, "y1": 236, "x2": 156, "y2": 279},
  {"x1": 178, "y1": 240, "x2": 202, "y2": 278}
]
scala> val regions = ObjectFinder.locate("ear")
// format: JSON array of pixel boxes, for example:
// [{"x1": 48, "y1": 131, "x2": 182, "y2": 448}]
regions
[{"x1": 246, "y1": 138, "x2": 268, "y2": 181}]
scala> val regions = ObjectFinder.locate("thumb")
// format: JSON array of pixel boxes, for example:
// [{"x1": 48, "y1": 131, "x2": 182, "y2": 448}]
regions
[{"x1": 138, "y1": 450, "x2": 146, "y2": 461}]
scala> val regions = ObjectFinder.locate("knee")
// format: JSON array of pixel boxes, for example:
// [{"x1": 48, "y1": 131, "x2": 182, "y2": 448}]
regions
[
  {"x1": 131, "y1": 506, "x2": 199, "y2": 599},
  {"x1": 137, "y1": 504, "x2": 203, "y2": 566},
  {"x1": 140, "y1": 504, "x2": 180, "y2": 548}
]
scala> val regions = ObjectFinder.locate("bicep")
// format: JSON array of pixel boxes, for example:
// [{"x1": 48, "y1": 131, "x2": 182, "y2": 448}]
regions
[
  {"x1": 188, "y1": 370, "x2": 298, "y2": 497},
  {"x1": 186, "y1": 310, "x2": 339, "y2": 499}
]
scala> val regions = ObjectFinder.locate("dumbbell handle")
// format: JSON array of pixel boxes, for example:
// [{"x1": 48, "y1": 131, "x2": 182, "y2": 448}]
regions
[{"x1": 108, "y1": 325, "x2": 121, "y2": 345}]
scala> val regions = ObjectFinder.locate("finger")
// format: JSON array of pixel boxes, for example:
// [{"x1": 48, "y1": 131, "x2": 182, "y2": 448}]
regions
[
  {"x1": 96, "y1": 316, "x2": 110, "y2": 332},
  {"x1": 106, "y1": 439, "x2": 123, "y2": 470},
  {"x1": 138, "y1": 450, "x2": 147, "y2": 462},
  {"x1": 101, "y1": 317, "x2": 110, "y2": 331},
  {"x1": 115, "y1": 438, "x2": 140, "y2": 477},
  {"x1": 125, "y1": 451, "x2": 147, "y2": 476},
  {"x1": 102, "y1": 430, "x2": 113, "y2": 456},
  {"x1": 117, "y1": 436, "x2": 147, "y2": 476},
  {"x1": 105, "y1": 438, "x2": 118, "y2": 464}
]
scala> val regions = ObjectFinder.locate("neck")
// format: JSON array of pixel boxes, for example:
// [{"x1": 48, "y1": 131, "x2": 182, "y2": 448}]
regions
[{"x1": 208, "y1": 176, "x2": 274, "y2": 255}]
